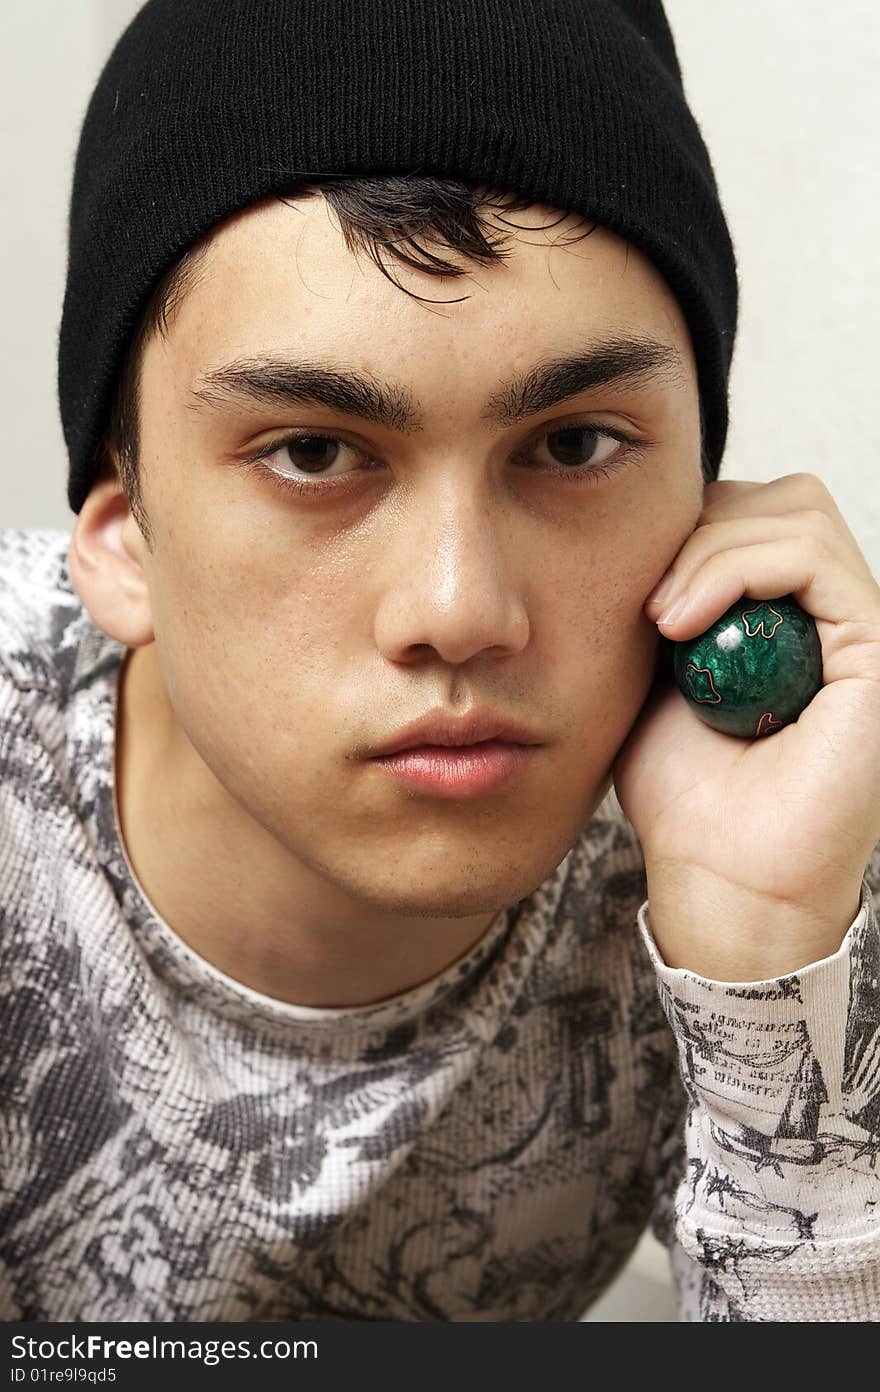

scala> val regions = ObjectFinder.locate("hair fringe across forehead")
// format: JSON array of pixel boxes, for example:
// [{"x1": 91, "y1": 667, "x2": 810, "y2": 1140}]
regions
[
  {"x1": 102, "y1": 172, "x2": 709, "y2": 547},
  {"x1": 61, "y1": 0, "x2": 738, "y2": 516},
  {"x1": 102, "y1": 174, "x2": 597, "y2": 543}
]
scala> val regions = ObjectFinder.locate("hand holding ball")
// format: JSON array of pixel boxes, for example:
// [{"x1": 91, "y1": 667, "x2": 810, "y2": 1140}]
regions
[{"x1": 672, "y1": 594, "x2": 823, "y2": 738}]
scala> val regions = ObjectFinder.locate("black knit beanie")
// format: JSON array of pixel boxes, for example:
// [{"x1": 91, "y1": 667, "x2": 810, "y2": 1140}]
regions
[{"x1": 59, "y1": 0, "x2": 738, "y2": 515}]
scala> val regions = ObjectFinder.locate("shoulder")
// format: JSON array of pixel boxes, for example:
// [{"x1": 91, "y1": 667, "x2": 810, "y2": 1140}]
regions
[
  {"x1": 557, "y1": 782, "x2": 648, "y2": 946},
  {"x1": 0, "y1": 528, "x2": 87, "y2": 696},
  {"x1": 865, "y1": 836, "x2": 880, "y2": 905},
  {"x1": 0, "y1": 527, "x2": 125, "y2": 729},
  {"x1": 521, "y1": 784, "x2": 666, "y2": 1036}
]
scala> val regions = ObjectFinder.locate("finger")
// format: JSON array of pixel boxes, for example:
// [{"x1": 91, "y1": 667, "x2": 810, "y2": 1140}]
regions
[
  {"x1": 699, "y1": 478, "x2": 763, "y2": 508},
  {"x1": 645, "y1": 509, "x2": 854, "y2": 616},
  {"x1": 652, "y1": 535, "x2": 880, "y2": 650},
  {"x1": 699, "y1": 472, "x2": 842, "y2": 525}
]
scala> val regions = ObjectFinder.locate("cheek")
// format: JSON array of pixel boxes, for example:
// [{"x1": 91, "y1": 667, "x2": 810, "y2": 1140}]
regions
[
  {"x1": 551, "y1": 576, "x2": 659, "y2": 738},
  {"x1": 147, "y1": 579, "x2": 353, "y2": 842},
  {"x1": 148, "y1": 532, "x2": 354, "y2": 751}
]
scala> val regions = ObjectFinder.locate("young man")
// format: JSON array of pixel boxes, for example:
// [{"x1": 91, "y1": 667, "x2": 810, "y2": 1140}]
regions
[{"x1": 2, "y1": 0, "x2": 879, "y2": 1322}]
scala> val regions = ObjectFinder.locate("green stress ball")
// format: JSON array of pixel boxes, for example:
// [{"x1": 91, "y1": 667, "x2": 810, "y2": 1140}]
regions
[{"x1": 672, "y1": 594, "x2": 823, "y2": 738}]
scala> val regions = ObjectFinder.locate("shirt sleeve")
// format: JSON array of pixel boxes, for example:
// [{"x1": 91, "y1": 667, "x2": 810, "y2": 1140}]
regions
[{"x1": 638, "y1": 842, "x2": 880, "y2": 1322}]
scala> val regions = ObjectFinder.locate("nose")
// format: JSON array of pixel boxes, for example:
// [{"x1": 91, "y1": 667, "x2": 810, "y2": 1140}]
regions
[{"x1": 373, "y1": 475, "x2": 530, "y2": 668}]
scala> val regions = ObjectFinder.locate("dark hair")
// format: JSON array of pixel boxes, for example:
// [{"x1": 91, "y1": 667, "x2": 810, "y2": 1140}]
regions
[{"x1": 100, "y1": 174, "x2": 709, "y2": 547}]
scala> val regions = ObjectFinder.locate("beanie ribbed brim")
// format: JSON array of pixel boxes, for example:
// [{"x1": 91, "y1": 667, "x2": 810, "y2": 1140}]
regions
[{"x1": 59, "y1": 0, "x2": 738, "y2": 514}]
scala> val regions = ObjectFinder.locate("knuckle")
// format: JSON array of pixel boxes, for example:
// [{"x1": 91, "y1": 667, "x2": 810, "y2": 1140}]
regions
[
  {"x1": 688, "y1": 518, "x2": 726, "y2": 563},
  {"x1": 693, "y1": 516, "x2": 727, "y2": 543},
  {"x1": 788, "y1": 470, "x2": 831, "y2": 501},
  {"x1": 807, "y1": 529, "x2": 833, "y2": 564},
  {"x1": 802, "y1": 507, "x2": 836, "y2": 538}
]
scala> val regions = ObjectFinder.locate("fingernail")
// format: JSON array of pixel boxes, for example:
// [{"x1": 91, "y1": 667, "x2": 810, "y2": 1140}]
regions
[
  {"x1": 648, "y1": 572, "x2": 673, "y2": 608},
  {"x1": 657, "y1": 592, "x2": 688, "y2": 626}
]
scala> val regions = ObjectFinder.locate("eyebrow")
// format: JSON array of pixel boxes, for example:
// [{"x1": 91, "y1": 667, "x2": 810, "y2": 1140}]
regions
[{"x1": 186, "y1": 336, "x2": 685, "y2": 435}]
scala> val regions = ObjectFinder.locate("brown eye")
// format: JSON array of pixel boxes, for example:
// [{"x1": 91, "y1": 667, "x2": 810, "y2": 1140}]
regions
[
  {"x1": 280, "y1": 435, "x2": 347, "y2": 474},
  {"x1": 537, "y1": 426, "x2": 623, "y2": 470},
  {"x1": 255, "y1": 433, "x2": 366, "y2": 483}
]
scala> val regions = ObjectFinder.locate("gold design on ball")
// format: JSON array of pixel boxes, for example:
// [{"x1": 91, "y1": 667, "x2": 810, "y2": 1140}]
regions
[
  {"x1": 755, "y1": 711, "x2": 783, "y2": 736},
  {"x1": 685, "y1": 664, "x2": 722, "y2": 704},
  {"x1": 741, "y1": 603, "x2": 784, "y2": 639}
]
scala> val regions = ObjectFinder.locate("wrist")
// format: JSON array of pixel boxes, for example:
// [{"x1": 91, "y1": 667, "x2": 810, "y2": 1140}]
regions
[{"x1": 643, "y1": 862, "x2": 861, "y2": 981}]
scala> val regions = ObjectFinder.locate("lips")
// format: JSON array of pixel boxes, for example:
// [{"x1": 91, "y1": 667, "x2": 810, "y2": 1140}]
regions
[
  {"x1": 370, "y1": 706, "x2": 542, "y2": 758},
  {"x1": 370, "y1": 739, "x2": 539, "y2": 798}
]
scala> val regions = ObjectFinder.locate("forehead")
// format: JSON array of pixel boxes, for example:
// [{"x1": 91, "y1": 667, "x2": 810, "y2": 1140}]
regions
[{"x1": 154, "y1": 194, "x2": 695, "y2": 388}]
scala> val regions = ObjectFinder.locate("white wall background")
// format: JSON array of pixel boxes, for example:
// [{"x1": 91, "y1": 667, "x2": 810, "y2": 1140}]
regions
[{"x1": 2, "y1": 0, "x2": 877, "y2": 1321}]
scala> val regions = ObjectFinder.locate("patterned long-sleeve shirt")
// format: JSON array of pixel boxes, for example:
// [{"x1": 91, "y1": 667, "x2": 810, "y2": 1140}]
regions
[{"x1": 1, "y1": 528, "x2": 878, "y2": 1322}]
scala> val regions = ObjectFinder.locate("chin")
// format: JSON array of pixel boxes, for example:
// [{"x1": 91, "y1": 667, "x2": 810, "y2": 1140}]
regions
[
  {"x1": 391, "y1": 888, "x2": 519, "y2": 920},
  {"x1": 343, "y1": 846, "x2": 571, "y2": 920}
]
